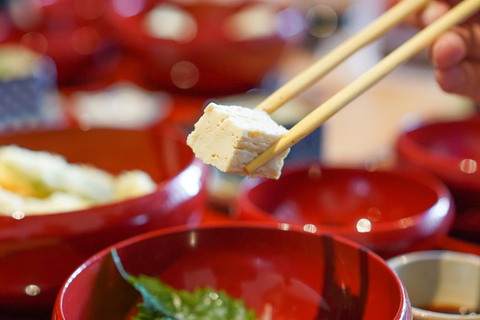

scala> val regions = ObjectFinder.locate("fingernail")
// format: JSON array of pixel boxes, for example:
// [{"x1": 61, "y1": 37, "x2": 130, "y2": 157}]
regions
[
  {"x1": 422, "y1": 1, "x2": 446, "y2": 26},
  {"x1": 429, "y1": 42, "x2": 439, "y2": 67}
]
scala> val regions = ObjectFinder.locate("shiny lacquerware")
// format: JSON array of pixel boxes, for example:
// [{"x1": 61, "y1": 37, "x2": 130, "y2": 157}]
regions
[
  {"x1": 0, "y1": 123, "x2": 208, "y2": 311},
  {"x1": 234, "y1": 162, "x2": 455, "y2": 259},
  {"x1": 6, "y1": 0, "x2": 122, "y2": 86},
  {"x1": 396, "y1": 115, "x2": 480, "y2": 243},
  {"x1": 53, "y1": 223, "x2": 412, "y2": 320},
  {"x1": 104, "y1": 0, "x2": 304, "y2": 95},
  {"x1": 0, "y1": 9, "x2": 11, "y2": 42}
]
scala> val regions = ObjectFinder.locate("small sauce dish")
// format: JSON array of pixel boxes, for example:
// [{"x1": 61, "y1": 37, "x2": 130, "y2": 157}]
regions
[{"x1": 388, "y1": 250, "x2": 480, "y2": 319}]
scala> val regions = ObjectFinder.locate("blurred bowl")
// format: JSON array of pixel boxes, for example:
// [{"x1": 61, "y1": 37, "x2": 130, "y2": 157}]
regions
[
  {"x1": 436, "y1": 235, "x2": 480, "y2": 257},
  {"x1": 0, "y1": 123, "x2": 209, "y2": 311},
  {"x1": 0, "y1": 8, "x2": 11, "y2": 42},
  {"x1": 53, "y1": 223, "x2": 412, "y2": 320},
  {"x1": 105, "y1": 0, "x2": 304, "y2": 95},
  {"x1": 388, "y1": 250, "x2": 480, "y2": 320},
  {"x1": 7, "y1": 0, "x2": 122, "y2": 86},
  {"x1": 396, "y1": 116, "x2": 480, "y2": 240},
  {"x1": 234, "y1": 162, "x2": 455, "y2": 259},
  {"x1": 64, "y1": 81, "x2": 173, "y2": 130}
]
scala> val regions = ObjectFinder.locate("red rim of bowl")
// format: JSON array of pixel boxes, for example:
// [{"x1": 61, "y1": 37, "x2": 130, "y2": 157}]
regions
[
  {"x1": 234, "y1": 162, "x2": 454, "y2": 236},
  {"x1": 53, "y1": 221, "x2": 411, "y2": 320},
  {"x1": 436, "y1": 235, "x2": 480, "y2": 256},
  {"x1": 105, "y1": 0, "x2": 291, "y2": 45},
  {"x1": 396, "y1": 117, "x2": 480, "y2": 190}
]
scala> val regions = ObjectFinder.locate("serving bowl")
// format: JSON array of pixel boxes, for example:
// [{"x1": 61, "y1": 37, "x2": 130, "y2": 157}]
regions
[
  {"x1": 234, "y1": 162, "x2": 455, "y2": 259},
  {"x1": 388, "y1": 250, "x2": 480, "y2": 320},
  {"x1": 395, "y1": 116, "x2": 480, "y2": 241},
  {"x1": 0, "y1": 123, "x2": 208, "y2": 311},
  {"x1": 0, "y1": 9, "x2": 11, "y2": 42},
  {"x1": 53, "y1": 223, "x2": 412, "y2": 320},
  {"x1": 7, "y1": 0, "x2": 122, "y2": 86},
  {"x1": 436, "y1": 236, "x2": 480, "y2": 259},
  {"x1": 105, "y1": 0, "x2": 304, "y2": 95}
]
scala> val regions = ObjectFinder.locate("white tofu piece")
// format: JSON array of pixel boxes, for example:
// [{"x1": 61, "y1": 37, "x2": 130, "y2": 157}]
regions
[
  {"x1": 186, "y1": 103, "x2": 290, "y2": 179},
  {"x1": 114, "y1": 170, "x2": 157, "y2": 200}
]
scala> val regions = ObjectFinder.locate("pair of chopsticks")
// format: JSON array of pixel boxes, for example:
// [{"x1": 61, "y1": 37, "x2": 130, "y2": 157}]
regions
[{"x1": 245, "y1": 0, "x2": 480, "y2": 174}]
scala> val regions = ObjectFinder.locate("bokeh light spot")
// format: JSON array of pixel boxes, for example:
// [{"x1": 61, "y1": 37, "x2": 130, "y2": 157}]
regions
[
  {"x1": 12, "y1": 211, "x2": 26, "y2": 220},
  {"x1": 307, "y1": 164, "x2": 322, "y2": 180},
  {"x1": 170, "y1": 61, "x2": 199, "y2": 89},
  {"x1": 144, "y1": 4, "x2": 197, "y2": 43},
  {"x1": 460, "y1": 159, "x2": 477, "y2": 174},
  {"x1": 276, "y1": 7, "x2": 305, "y2": 39},
  {"x1": 303, "y1": 224, "x2": 317, "y2": 233},
  {"x1": 20, "y1": 32, "x2": 48, "y2": 56},
  {"x1": 25, "y1": 285, "x2": 41, "y2": 296},
  {"x1": 356, "y1": 218, "x2": 372, "y2": 233},
  {"x1": 71, "y1": 27, "x2": 100, "y2": 55},
  {"x1": 367, "y1": 207, "x2": 382, "y2": 222},
  {"x1": 306, "y1": 5, "x2": 338, "y2": 38},
  {"x1": 113, "y1": 0, "x2": 145, "y2": 17},
  {"x1": 224, "y1": 4, "x2": 276, "y2": 41}
]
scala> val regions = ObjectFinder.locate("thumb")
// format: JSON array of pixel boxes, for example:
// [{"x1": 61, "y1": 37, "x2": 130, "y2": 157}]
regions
[{"x1": 436, "y1": 61, "x2": 480, "y2": 103}]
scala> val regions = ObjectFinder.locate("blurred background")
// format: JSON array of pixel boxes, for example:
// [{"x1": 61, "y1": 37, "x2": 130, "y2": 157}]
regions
[
  {"x1": 1, "y1": 2, "x2": 480, "y2": 319},
  {"x1": 0, "y1": 0, "x2": 476, "y2": 175}
]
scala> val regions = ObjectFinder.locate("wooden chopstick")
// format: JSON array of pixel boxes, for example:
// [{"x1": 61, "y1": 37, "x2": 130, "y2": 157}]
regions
[
  {"x1": 255, "y1": 0, "x2": 431, "y2": 115},
  {"x1": 245, "y1": 0, "x2": 480, "y2": 175}
]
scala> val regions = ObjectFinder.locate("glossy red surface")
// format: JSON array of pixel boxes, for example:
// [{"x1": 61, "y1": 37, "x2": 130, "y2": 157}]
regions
[
  {"x1": 0, "y1": 123, "x2": 209, "y2": 311},
  {"x1": 7, "y1": 0, "x2": 122, "y2": 86},
  {"x1": 396, "y1": 117, "x2": 480, "y2": 212},
  {"x1": 234, "y1": 163, "x2": 455, "y2": 259},
  {"x1": 396, "y1": 116, "x2": 480, "y2": 241},
  {"x1": 104, "y1": 0, "x2": 302, "y2": 95},
  {"x1": 0, "y1": 9, "x2": 11, "y2": 42},
  {"x1": 436, "y1": 235, "x2": 480, "y2": 256},
  {"x1": 53, "y1": 224, "x2": 412, "y2": 320}
]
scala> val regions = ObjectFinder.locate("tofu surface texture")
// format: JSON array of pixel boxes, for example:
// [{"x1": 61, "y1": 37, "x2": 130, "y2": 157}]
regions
[{"x1": 187, "y1": 103, "x2": 290, "y2": 179}]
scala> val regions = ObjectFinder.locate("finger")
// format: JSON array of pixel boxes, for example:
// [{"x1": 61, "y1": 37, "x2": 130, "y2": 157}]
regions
[
  {"x1": 435, "y1": 61, "x2": 480, "y2": 102},
  {"x1": 402, "y1": 0, "x2": 480, "y2": 28},
  {"x1": 397, "y1": 0, "x2": 448, "y2": 29},
  {"x1": 404, "y1": 10, "x2": 426, "y2": 29},
  {"x1": 431, "y1": 25, "x2": 480, "y2": 68},
  {"x1": 421, "y1": 1, "x2": 451, "y2": 26},
  {"x1": 431, "y1": 31, "x2": 467, "y2": 68},
  {"x1": 455, "y1": 24, "x2": 480, "y2": 60}
]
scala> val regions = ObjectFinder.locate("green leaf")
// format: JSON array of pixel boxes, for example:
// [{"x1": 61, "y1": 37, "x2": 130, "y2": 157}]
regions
[{"x1": 110, "y1": 250, "x2": 261, "y2": 320}]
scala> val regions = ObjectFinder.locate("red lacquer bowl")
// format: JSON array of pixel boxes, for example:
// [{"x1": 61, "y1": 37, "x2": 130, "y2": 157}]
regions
[
  {"x1": 436, "y1": 235, "x2": 480, "y2": 256},
  {"x1": 0, "y1": 9, "x2": 12, "y2": 42},
  {"x1": 104, "y1": 0, "x2": 304, "y2": 95},
  {"x1": 234, "y1": 162, "x2": 455, "y2": 259},
  {"x1": 53, "y1": 223, "x2": 412, "y2": 320},
  {"x1": 7, "y1": 0, "x2": 122, "y2": 86},
  {"x1": 0, "y1": 123, "x2": 209, "y2": 311},
  {"x1": 396, "y1": 116, "x2": 480, "y2": 241}
]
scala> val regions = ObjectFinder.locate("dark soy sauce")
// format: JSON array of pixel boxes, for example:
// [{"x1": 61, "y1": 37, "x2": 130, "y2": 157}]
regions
[{"x1": 419, "y1": 304, "x2": 480, "y2": 315}]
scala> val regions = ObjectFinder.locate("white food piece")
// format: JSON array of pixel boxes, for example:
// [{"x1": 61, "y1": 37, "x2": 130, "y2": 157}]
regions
[
  {"x1": 186, "y1": 102, "x2": 290, "y2": 179},
  {"x1": 0, "y1": 186, "x2": 93, "y2": 215},
  {"x1": 0, "y1": 145, "x2": 115, "y2": 202},
  {"x1": 0, "y1": 145, "x2": 157, "y2": 215},
  {"x1": 114, "y1": 170, "x2": 158, "y2": 201}
]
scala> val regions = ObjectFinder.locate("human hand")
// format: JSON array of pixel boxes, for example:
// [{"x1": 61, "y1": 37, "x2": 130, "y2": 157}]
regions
[{"x1": 398, "y1": 0, "x2": 480, "y2": 103}]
